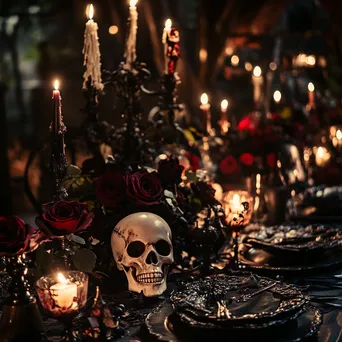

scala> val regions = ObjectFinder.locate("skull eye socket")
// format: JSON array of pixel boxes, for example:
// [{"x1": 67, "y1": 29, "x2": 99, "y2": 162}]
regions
[
  {"x1": 127, "y1": 241, "x2": 145, "y2": 258},
  {"x1": 155, "y1": 240, "x2": 171, "y2": 256}
]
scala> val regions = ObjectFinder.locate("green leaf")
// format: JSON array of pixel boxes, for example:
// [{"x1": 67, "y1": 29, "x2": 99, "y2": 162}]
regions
[
  {"x1": 69, "y1": 234, "x2": 86, "y2": 245},
  {"x1": 72, "y1": 249, "x2": 97, "y2": 272},
  {"x1": 164, "y1": 190, "x2": 175, "y2": 199}
]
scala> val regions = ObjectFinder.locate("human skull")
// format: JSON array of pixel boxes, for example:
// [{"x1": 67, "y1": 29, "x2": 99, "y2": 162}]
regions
[{"x1": 111, "y1": 212, "x2": 173, "y2": 297}]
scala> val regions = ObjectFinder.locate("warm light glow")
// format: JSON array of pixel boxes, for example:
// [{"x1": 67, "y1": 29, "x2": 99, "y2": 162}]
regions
[
  {"x1": 269, "y1": 62, "x2": 277, "y2": 71},
  {"x1": 273, "y1": 90, "x2": 281, "y2": 103},
  {"x1": 245, "y1": 62, "x2": 252, "y2": 71},
  {"x1": 299, "y1": 54, "x2": 306, "y2": 63},
  {"x1": 316, "y1": 146, "x2": 325, "y2": 158},
  {"x1": 221, "y1": 99, "x2": 228, "y2": 111},
  {"x1": 201, "y1": 93, "x2": 209, "y2": 105},
  {"x1": 199, "y1": 48, "x2": 208, "y2": 63},
  {"x1": 225, "y1": 46, "x2": 233, "y2": 56},
  {"x1": 306, "y1": 55, "x2": 316, "y2": 66},
  {"x1": 231, "y1": 55, "x2": 239, "y2": 66},
  {"x1": 337, "y1": 130, "x2": 342, "y2": 140},
  {"x1": 57, "y1": 273, "x2": 68, "y2": 284},
  {"x1": 54, "y1": 80, "x2": 59, "y2": 90},
  {"x1": 165, "y1": 19, "x2": 172, "y2": 29},
  {"x1": 87, "y1": 4, "x2": 94, "y2": 20},
  {"x1": 253, "y1": 66, "x2": 262, "y2": 77},
  {"x1": 308, "y1": 82, "x2": 315, "y2": 92},
  {"x1": 232, "y1": 194, "x2": 240, "y2": 210},
  {"x1": 109, "y1": 25, "x2": 119, "y2": 35},
  {"x1": 129, "y1": 0, "x2": 138, "y2": 8}
]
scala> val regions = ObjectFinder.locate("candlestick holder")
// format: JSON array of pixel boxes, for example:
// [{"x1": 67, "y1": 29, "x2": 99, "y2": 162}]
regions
[
  {"x1": 0, "y1": 254, "x2": 45, "y2": 342},
  {"x1": 82, "y1": 79, "x2": 115, "y2": 155},
  {"x1": 103, "y1": 61, "x2": 154, "y2": 166},
  {"x1": 36, "y1": 271, "x2": 88, "y2": 341}
]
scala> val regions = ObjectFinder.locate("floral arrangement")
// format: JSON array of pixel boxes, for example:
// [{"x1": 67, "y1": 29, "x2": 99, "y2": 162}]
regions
[{"x1": 57, "y1": 154, "x2": 226, "y2": 273}]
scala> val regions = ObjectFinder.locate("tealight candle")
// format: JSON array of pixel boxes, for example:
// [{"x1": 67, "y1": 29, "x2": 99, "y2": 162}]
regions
[
  {"x1": 50, "y1": 273, "x2": 77, "y2": 309},
  {"x1": 223, "y1": 191, "x2": 253, "y2": 226}
]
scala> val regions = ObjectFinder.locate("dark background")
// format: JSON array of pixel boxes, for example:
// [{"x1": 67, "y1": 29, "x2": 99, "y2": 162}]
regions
[{"x1": 0, "y1": 0, "x2": 340, "y2": 215}]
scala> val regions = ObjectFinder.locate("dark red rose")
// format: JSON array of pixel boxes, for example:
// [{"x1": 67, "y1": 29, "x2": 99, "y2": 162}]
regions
[
  {"x1": 126, "y1": 171, "x2": 163, "y2": 206},
  {"x1": 239, "y1": 153, "x2": 254, "y2": 166},
  {"x1": 185, "y1": 151, "x2": 201, "y2": 172},
  {"x1": 220, "y1": 156, "x2": 238, "y2": 175},
  {"x1": 36, "y1": 200, "x2": 94, "y2": 236},
  {"x1": 96, "y1": 170, "x2": 126, "y2": 208},
  {"x1": 158, "y1": 156, "x2": 184, "y2": 185},
  {"x1": 267, "y1": 153, "x2": 276, "y2": 168},
  {"x1": 191, "y1": 181, "x2": 218, "y2": 206},
  {"x1": 0, "y1": 216, "x2": 38, "y2": 256}
]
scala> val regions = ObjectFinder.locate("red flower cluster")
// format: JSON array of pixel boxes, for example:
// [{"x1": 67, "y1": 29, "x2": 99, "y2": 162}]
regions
[
  {"x1": 96, "y1": 170, "x2": 163, "y2": 208},
  {"x1": 220, "y1": 155, "x2": 238, "y2": 175},
  {"x1": 239, "y1": 153, "x2": 254, "y2": 166}
]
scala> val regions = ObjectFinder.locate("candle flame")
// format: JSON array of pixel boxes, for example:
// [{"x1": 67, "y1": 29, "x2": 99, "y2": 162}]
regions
[
  {"x1": 87, "y1": 4, "x2": 94, "y2": 20},
  {"x1": 337, "y1": 129, "x2": 342, "y2": 140},
  {"x1": 273, "y1": 90, "x2": 281, "y2": 103},
  {"x1": 165, "y1": 19, "x2": 172, "y2": 29},
  {"x1": 221, "y1": 99, "x2": 228, "y2": 110},
  {"x1": 57, "y1": 273, "x2": 68, "y2": 284},
  {"x1": 232, "y1": 194, "x2": 240, "y2": 206},
  {"x1": 308, "y1": 82, "x2": 315, "y2": 92},
  {"x1": 317, "y1": 146, "x2": 325, "y2": 158},
  {"x1": 201, "y1": 93, "x2": 209, "y2": 105},
  {"x1": 129, "y1": 0, "x2": 138, "y2": 7},
  {"x1": 253, "y1": 66, "x2": 262, "y2": 77},
  {"x1": 54, "y1": 80, "x2": 59, "y2": 90}
]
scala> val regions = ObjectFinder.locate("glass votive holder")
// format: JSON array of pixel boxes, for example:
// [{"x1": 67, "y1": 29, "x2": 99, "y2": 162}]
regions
[
  {"x1": 36, "y1": 271, "x2": 88, "y2": 317},
  {"x1": 223, "y1": 190, "x2": 254, "y2": 227}
]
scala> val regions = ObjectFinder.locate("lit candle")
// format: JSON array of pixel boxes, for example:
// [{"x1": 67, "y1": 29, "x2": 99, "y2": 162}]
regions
[
  {"x1": 308, "y1": 82, "x2": 315, "y2": 107},
  {"x1": 162, "y1": 19, "x2": 172, "y2": 74},
  {"x1": 83, "y1": 4, "x2": 103, "y2": 90},
  {"x1": 252, "y1": 66, "x2": 263, "y2": 106},
  {"x1": 51, "y1": 80, "x2": 65, "y2": 154},
  {"x1": 220, "y1": 99, "x2": 229, "y2": 134},
  {"x1": 273, "y1": 90, "x2": 281, "y2": 104},
  {"x1": 315, "y1": 146, "x2": 330, "y2": 167},
  {"x1": 50, "y1": 273, "x2": 77, "y2": 309},
  {"x1": 231, "y1": 193, "x2": 243, "y2": 212},
  {"x1": 124, "y1": 0, "x2": 138, "y2": 70},
  {"x1": 200, "y1": 93, "x2": 212, "y2": 134}
]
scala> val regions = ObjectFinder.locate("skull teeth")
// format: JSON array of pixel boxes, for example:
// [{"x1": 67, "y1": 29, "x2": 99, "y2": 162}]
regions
[{"x1": 136, "y1": 272, "x2": 164, "y2": 284}]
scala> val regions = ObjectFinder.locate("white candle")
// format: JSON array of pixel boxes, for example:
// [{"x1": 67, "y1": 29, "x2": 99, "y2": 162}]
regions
[
  {"x1": 162, "y1": 19, "x2": 172, "y2": 74},
  {"x1": 200, "y1": 93, "x2": 212, "y2": 134},
  {"x1": 315, "y1": 146, "x2": 330, "y2": 167},
  {"x1": 50, "y1": 273, "x2": 77, "y2": 309},
  {"x1": 124, "y1": 0, "x2": 138, "y2": 70},
  {"x1": 220, "y1": 99, "x2": 229, "y2": 134},
  {"x1": 231, "y1": 194, "x2": 243, "y2": 213},
  {"x1": 252, "y1": 66, "x2": 263, "y2": 105},
  {"x1": 83, "y1": 4, "x2": 103, "y2": 90}
]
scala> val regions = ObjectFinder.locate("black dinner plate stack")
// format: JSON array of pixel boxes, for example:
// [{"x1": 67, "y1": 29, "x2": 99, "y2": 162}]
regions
[{"x1": 145, "y1": 274, "x2": 322, "y2": 341}]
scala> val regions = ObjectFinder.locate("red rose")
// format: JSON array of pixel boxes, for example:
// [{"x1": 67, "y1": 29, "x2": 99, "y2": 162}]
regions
[
  {"x1": 36, "y1": 200, "x2": 94, "y2": 236},
  {"x1": 239, "y1": 153, "x2": 254, "y2": 166},
  {"x1": 0, "y1": 216, "x2": 37, "y2": 256},
  {"x1": 96, "y1": 170, "x2": 126, "y2": 208},
  {"x1": 267, "y1": 153, "x2": 276, "y2": 168},
  {"x1": 185, "y1": 151, "x2": 201, "y2": 172},
  {"x1": 126, "y1": 171, "x2": 163, "y2": 206},
  {"x1": 220, "y1": 156, "x2": 238, "y2": 175},
  {"x1": 158, "y1": 156, "x2": 184, "y2": 185}
]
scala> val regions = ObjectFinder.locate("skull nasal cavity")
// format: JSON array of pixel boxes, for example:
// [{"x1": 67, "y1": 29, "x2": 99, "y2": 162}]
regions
[{"x1": 146, "y1": 251, "x2": 158, "y2": 265}]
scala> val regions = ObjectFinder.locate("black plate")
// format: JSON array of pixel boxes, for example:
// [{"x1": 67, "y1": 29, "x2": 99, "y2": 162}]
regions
[
  {"x1": 170, "y1": 275, "x2": 305, "y2": 326},
  {"x1": 240, "y1": 248, "x2": 342, "y2": 275},
  {"x1": 145, "y1": 301, "x2": 322, "y2": 342},
  {"x1": 243, "y1": 224, "x2": 342, "y2": 259}
]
